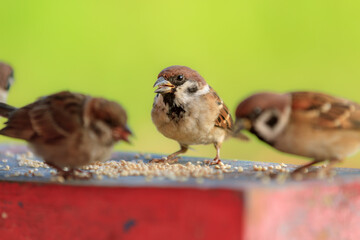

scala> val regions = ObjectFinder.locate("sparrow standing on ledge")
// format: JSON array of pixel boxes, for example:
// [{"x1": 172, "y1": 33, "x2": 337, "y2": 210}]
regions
[
  {"x1": 0, "y1": 62, "x2": 15, "y2": 102},
  {"x1": 151, "y1": 65, "x2": 248, "y2": 165},
  {"x1": 234, "y1": 91, "x2": 360, "y2": 175},
  {"x1": 0, "y1": 91, "x2": 131, "y2": 178}
]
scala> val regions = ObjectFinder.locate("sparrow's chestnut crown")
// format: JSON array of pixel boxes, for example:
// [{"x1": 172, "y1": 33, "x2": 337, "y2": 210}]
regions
[
  {"x1": 87, "y1": 98, "x2": 131, "y2": 142},
  {"x1": 154, "y1": 65, "x2": 207, "y2": 94},
  {"x1": 236, "y1": 92, "x2": 290, "y2": 119},
  {"x1": 157, "y1": 65, "x2": 206, "y2": 86}
]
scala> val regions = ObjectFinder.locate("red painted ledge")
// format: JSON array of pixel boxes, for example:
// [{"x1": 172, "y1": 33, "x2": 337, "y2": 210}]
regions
[
  {"x1": 1, "y1": 145, "x2": 360, "y2": 240},
  {"x1": 0, "y1": 183, "x2": 244, "y2": 240}
]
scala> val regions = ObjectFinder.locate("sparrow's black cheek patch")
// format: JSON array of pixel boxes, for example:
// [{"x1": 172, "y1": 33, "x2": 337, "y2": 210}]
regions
[
  {"x1": 90, "y1": 124, "x2": 103, "y2": 137},
  {"x1": 266, "y1": 115, "x2": 278, "y2": 128},
  {"x1": 187, "y1": 86, "x2": 198, "y2": 93}
]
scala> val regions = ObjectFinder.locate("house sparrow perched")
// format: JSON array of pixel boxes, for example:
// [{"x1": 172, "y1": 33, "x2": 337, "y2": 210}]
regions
[
  {"x1": 151, "y1": 65, "x2": 248, "y2": 165},
  {"x1": 0, "y1": 91, "x2": 131, "y2": 178},
  {"x1": 234, "y1": 91, "x2": 360, "y2": 175},
  {"x1": 0, "y1": 62, "x2": 15, "y2": 102}
]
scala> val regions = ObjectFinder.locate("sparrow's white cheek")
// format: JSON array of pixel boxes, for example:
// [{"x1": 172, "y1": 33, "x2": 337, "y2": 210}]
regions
[
  {"x1": 0, "y1": 89, "x2": 8, "y2": 103},
  {"x1": 174, "y1": 82, "x2": 209, "y2": 105},
  {"x1": 194, "y1": 85, "x2": 210, "y2": 96},
  {"x1": 254, "y1": 107, "x2": 291, "y2": 142}
]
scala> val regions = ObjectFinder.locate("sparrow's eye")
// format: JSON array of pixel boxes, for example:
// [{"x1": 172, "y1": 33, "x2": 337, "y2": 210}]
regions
[
  {"x1": 248, "y1": 107, "x2": 262, "y2": 120},
  {"x1": 177, "y1": 75, "x2": 184, "y2": 81},
  {"x1": 254, "y1": 107, "x2": 262, "y2": 115},
  {"x1": 104, "y1": 118, "x2": 114, "y2": 126}
]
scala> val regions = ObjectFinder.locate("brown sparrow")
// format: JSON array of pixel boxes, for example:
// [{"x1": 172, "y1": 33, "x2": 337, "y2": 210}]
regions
[
  {"x1": 0, "y1": 91, "x2": 131, "y2": 178},
  {"x1": 0, "y1": 62, "x2": 14, "y2": 102},
  {"x1": 151, "y1": 65, "x2": 248, "y2": 165},
  {"x1": 234, "y1": 91, "x2": 360, "y2": 175}
]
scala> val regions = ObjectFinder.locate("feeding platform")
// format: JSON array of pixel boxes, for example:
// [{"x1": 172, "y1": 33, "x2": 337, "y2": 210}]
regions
[{"x1": 0, "y1": 144, "x2": 360, "y2": 240}]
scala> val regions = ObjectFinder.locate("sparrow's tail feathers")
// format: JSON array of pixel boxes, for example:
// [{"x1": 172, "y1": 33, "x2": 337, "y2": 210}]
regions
[
  {"x1": 0, "y1": 103, "x2": 17, "y2": 118},
  {"x1": 230, "y1": 130, "x2": 250, "y2": 141}
]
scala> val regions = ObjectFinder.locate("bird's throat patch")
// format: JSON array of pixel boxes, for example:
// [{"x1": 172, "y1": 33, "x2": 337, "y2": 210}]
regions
[{"x1": 162, "y1": 93, "x2": 185, "y2": 121}]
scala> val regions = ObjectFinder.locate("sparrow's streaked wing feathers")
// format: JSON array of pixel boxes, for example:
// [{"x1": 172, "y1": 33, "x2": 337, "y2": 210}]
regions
[
  {"x1": 210, "y1": 88, "x2": 233, "y2": 130},
  {"x1": 0, "y1": 91, "x2": 85, "y2": 141},
  {"x1": 291, "y1": 92, "x2": 360, "y2": 129},
  {"x1": 28, "y1": 104, "x2": 71, "y2": 140},
  {"x1": 0, "y1": 106, "x2": 35, "y2": 140}
]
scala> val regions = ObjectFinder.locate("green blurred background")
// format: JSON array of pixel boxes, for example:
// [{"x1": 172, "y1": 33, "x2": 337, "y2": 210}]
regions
[{"x1": 1, "y1": 0, "x2": 360, "y2": 168}]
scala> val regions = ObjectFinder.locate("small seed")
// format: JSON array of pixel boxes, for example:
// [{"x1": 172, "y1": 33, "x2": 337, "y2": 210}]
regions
[{"x1": 1, "y1": 212, "x2": 8, "y2": 219}]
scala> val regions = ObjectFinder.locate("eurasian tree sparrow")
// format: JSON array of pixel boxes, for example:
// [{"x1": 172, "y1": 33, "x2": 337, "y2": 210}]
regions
[
  {"x1": 151, "y1": 65, "x2": 248, "y2": 165},
  {"x1": 0, "y1": 62, "x2": 14, "y2": 102},
  {"x1": 234, "y1": 91, "x2": 360, "y2": 175},
  {"x1": 0, "y1": 91, "x2": 131, "y2": 178}
]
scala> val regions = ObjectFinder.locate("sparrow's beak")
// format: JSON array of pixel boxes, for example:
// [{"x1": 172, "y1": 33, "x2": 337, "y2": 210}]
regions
[
  {"x1": 233, "y1": 118, "x2": 252, "y2": 134},
  {"x1": 113, "y1": 125, "x2": 132, "y2": 143},
  {"x1": 153, "y1": 77, "x2": 175, "y2": 94}
]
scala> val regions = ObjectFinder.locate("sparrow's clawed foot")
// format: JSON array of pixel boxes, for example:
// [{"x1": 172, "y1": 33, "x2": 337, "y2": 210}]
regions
[
  {"x1": 47, "y1": 162, "x2": 92, "y2": 180},
  {"x1": 150, "y1": 157, "x2": 179, "y2": 164},
  {"x1": 150, "y1": 144, "x2": 188, "y2": 164},
  {"x1": 207, "y1": 143, "x2": 222, "y2": 165},
  {"x1": 58, "y1": 169, "x2": 93, "y2": 180},
  {"x1": 203, "y1": 159, "x2": 222, "y2": 165},
  {"x1": 290, "y1": 158, "x2": 341, "y2": 180}
]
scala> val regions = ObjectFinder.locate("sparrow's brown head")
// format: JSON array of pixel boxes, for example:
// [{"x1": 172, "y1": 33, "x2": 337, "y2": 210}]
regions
[
  {"x1": 0, "y1": 62, "x2": 14, "y2": 102},
  {"x1": 234, "y1": 92, "x2": 291, "y2": 142},
  {"x1": 153, "y1": 65, "x2": 207, "y2": 95},
  {"x1": 87, "y1": 98, "x2": 132, "y2": 142}
]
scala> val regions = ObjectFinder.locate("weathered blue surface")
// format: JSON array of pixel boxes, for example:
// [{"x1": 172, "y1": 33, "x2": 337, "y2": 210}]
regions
[{"x1": 0, "y1": 144, "x2": 359, "y2": 189}]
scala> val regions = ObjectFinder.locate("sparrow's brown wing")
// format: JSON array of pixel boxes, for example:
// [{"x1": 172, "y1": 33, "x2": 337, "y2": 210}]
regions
[
  {"x1": 209, "y1": 89, "x2": 249, "y2": 140},
  {"x1": 0, "y1": 105, "x2": 35, "y2": 140},
  {"x1": 0, "y1": 91, "x2": 86, "y2": 141},
  {"x1": 209, "y1": 88, "x2": 233, "y2": 130},
  {"x1": 291, "y1": 92, "x2": 360, "y2": 129}
]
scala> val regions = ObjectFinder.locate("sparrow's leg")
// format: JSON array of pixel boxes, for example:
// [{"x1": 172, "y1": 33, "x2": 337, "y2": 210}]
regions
[
  {"x1": 319, "y1": 158, "x2": 342, "y2": 175},
  {"x1": 291, "y1": 158, "x2": 342, "y2": 180},
  {"x1": 74, "y1": 168, "x2": 93, "y2": 179},
  {"x1": 60, "y1": 169, "x2": 93, "y2": 180},
  {"x1": 46, "y1": 162, "x2": 92, "y2": 180},
  {"x1": 150, "y1": 144, "x2": 188, "y2": 163},
  {"x1": 291, "y1": 159, "x2": 324, "y2": 175},
  {"x1": 46, "y1": 162, "x2": 69, "y2": 176},
  {"x1": 209, "y1": 143, "x2": 222, "y2": 165}
]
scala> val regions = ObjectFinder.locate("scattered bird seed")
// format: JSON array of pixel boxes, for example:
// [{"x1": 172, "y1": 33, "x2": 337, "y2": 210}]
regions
[{"x1": 82, "y1": 160, "x2": 229, "y2": 182}]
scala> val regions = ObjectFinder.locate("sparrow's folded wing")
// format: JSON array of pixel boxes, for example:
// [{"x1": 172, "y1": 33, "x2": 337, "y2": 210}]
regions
[{"x1": 291, "y1": 91, "x2": 360, "y2": 129}]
